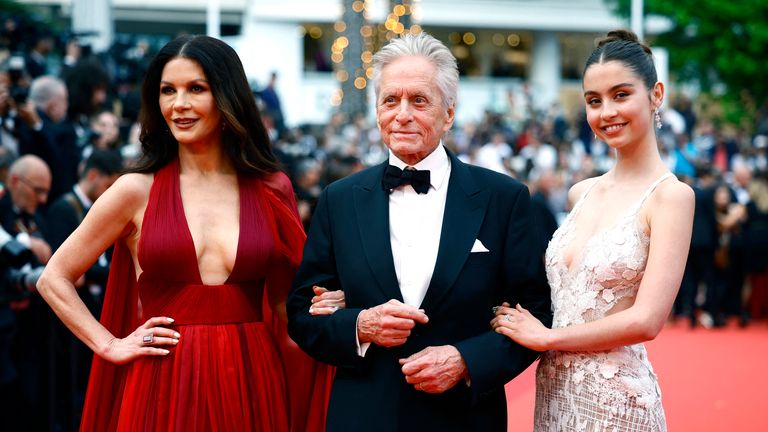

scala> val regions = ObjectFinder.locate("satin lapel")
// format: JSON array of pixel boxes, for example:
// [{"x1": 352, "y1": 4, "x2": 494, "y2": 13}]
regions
[
  {"x1": 353, "y1": 163, "x2": 403, "y2": 302},
  {"x1": 420, "y1": 153, "x2": 488, "y2": 310}
]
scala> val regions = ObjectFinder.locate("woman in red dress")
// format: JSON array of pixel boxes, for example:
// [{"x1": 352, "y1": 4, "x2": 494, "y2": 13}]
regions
[{"x1": 37, "y1": 35, "x2": 331, "y2": 431}]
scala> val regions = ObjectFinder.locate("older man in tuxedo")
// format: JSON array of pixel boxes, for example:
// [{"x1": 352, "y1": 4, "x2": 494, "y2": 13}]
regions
[{"x1": 287, "y1": 32, "x2": 551, "y2": 432}]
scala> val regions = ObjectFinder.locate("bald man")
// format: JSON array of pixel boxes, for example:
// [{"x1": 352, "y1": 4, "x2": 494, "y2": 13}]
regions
[
  {"x1": 0, "y1": 154, "x2": 53, "y2": 430},
  {"x1": 1, "y1": 155, "x2": 53, "y2": 265}
]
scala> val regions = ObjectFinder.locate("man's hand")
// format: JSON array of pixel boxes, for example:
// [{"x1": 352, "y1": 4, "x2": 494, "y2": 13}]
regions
[
  {"x1": 357, "y1": 299, "x2": 428, "y2": 347},
  {"x1": 28, "y1": 237, "x2": 52, "y2": 264},
  {"x1": 16, "y1": 100, "x2": 41, "y2": 129},
  {"x1": 400, "y1": 345, "x2": 468, "y2": 393}
]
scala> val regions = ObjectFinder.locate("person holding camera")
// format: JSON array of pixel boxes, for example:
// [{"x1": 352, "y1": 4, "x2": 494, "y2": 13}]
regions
[
  {"x1": 15, "y1": 75, "x2": 80, "y2": 203},
  {"x1": 0, "y1": 155, "x2": 53, "y2": 431}
]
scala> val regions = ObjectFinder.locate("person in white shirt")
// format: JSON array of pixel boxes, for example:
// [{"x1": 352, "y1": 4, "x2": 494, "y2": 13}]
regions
[{"x1": 287, "y1": 32, "x2": 551, "y2": 432}]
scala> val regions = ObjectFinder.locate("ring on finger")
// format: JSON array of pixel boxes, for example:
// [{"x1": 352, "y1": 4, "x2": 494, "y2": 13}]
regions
[
  {"x1": 504, "y1": 314, "x2": 513, "y2": 322},
  {"x1": 142, "y1": 334, "x2": 154, "y2": 344}
]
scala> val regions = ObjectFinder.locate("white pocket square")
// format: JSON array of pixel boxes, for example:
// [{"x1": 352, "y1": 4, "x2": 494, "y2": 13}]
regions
[{"x1": 470, "y1": 239, "x2": 490, "y2": 253}]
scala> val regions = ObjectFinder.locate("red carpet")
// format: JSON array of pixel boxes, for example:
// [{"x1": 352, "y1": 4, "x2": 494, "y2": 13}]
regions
[{"x1": 505, "y1": 320, "x2": 768, "y2": 431}]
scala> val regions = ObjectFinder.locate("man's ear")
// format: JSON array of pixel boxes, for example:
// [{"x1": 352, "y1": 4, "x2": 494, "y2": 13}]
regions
[{"x1": 443, "y1": 103, "x2": 456, "y2": 133}]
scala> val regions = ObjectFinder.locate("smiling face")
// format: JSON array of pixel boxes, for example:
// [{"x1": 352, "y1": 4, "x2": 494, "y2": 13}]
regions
[
  {"x1": 376, "y1": 56, "x2": 455, "y2": 165},
  {"x1": 159, "y1": 57, "x2": 222, "y2": 149},
  {"x1": 583, "y1": 60, "x2": 662, "y2": 150}
]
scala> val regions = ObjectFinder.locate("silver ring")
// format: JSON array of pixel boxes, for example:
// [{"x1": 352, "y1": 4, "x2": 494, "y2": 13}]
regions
[
  {"x1": 492, "y1": 306, "x2": 500, "y2": 314},
  {"x1": 142, "y1": 334, "x2": 154, "y2": 344},
  {"x1": 504, "y1": 314, "x2": 512, "y2": 322}
]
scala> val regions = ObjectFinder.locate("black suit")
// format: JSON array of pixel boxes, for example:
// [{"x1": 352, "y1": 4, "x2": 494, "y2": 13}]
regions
[
  {"x1": 287, "y1": 149, "x2": 552, "y2": 431},
  {"x1": 16, "y1": 110, "x2": 80, "y2": 203},
  {"x1": 0, "y1": 193, "x2": 48, "y2": 431}
]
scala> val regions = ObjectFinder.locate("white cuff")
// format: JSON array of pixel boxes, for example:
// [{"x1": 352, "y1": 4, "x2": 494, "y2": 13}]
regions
[{"x1": 15, "y1": 232, "x2": 31, "y2": 247}]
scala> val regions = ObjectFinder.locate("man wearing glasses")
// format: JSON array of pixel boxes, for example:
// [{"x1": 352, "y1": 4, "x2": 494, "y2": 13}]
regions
[{"x1": 0, "y1": 154, "x2": 52, "y2": 430}]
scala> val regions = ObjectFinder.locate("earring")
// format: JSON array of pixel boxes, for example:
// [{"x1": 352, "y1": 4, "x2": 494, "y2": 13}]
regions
[{"x1": 654, "y1": 109, "x2": 662, "y2": 130}]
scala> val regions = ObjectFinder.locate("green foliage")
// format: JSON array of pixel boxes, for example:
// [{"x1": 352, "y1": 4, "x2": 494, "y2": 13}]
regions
[
  {"x1": 605, "y1": 0, "x2": 768, "y2": 129},
  {"x1": 0, "y1": 0, "x2": 31, "y2": 16}
]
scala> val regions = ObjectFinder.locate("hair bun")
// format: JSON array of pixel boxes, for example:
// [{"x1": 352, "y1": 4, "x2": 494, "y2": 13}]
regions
[{"x1": 596, "y1": 29, "x2": 652, "y2": 55}]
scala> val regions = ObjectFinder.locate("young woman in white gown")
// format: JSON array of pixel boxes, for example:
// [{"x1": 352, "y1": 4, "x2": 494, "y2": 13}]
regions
[{"x1": 491, "y1": 30, "x2": 694, "y2": 431}]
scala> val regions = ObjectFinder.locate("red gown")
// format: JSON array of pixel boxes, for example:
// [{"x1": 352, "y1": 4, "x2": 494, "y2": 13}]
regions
[{"x1": 79, "y1": 159, "x2": 332, "y2": 431}]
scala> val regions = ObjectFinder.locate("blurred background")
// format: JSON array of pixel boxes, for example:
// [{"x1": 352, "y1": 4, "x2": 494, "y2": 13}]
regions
[{"x1": 0, "y1": 1, "x2": 767, "y2": 431}]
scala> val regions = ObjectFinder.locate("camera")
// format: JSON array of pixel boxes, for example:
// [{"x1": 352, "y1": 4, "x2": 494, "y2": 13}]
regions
[
  {"x1": 0, "y1": 225, "x2": 43, "y2": 304},
  {"x1": 9, "y1": 86, "x2": 28, "y2": 106}
]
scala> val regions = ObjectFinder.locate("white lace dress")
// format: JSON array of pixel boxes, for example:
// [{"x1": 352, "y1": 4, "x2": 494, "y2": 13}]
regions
[{"x1": 534, "y1": 173, "x2": 674, "y2": 432}]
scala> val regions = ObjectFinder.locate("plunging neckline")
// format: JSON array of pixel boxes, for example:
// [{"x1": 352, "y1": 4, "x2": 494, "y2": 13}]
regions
[
  {"x1": 555, "y1": 172, "x2": 672, "y2": 277},
  {"x1": 556, "y1": 212, "x2": 649, "y2": 278},
  {"x1": 175, "y1": 161, "x2": 244, "y2": 286}
]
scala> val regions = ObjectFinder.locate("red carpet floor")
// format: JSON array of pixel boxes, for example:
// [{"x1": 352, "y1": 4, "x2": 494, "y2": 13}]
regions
[{"x1": 505, "y1": 319, "x2": 768, "y2": 431}]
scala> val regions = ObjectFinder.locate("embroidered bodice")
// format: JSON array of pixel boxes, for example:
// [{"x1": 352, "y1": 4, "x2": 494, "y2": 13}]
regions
[{"x1": 534, "y1": 172, "x2": 674, "y2": 432}]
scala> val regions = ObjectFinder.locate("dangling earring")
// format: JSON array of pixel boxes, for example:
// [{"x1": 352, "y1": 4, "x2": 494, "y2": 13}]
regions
[{"x1": 654, "y1": 109, "x2": 662, "y2": 130}]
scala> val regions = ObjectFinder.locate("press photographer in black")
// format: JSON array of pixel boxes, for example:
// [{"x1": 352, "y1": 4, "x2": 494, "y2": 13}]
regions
[{"x1": 0, "y1": 214, "x2": 45, "y2": 432}]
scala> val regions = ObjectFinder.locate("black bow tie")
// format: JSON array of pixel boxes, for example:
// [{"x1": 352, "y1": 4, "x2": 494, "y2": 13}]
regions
[{"x1": 382, "y1": 165, "x2": 431, "y2": 194}]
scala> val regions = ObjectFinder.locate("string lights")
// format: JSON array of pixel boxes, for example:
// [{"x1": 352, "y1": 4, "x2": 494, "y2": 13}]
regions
[{"x1": 332, "y1": 0, "x2": 423, "y2": 113}]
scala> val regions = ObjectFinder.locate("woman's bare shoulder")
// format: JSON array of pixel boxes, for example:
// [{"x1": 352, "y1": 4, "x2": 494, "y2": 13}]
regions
[
  {"x1": 567, "y1": 176, "x2": 601, "y2": 207},
  {"x1": 651, "y1": 176, "x2": 695, "y2": 208},
  {"x1": 94, "y1": 172, "x2": 154, "y2": 214},
  {"x1": 111, "y1": 172, "x2": 153, "y2": 199}
]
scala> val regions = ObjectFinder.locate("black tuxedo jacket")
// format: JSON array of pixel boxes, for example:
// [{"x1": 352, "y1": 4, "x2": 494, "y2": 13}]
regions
[{"x1": 287, "y1": 149, "x2": 552, "y2": 432}]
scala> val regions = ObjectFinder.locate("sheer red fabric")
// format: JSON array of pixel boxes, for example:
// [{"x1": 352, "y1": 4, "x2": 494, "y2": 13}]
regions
[{"x1": 80, "y1": 160, "x2": 332, "y2": 431}]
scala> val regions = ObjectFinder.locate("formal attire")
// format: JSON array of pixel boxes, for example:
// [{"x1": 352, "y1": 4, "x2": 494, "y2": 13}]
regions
[
  {"x1": 288, "y1": 147, "x2": 551, "y2": 432},
  {"x1": 675, "y1": 182, "x2": 717, "y2": 325},
  {"x1": 16, "y1": 110, "x2": 80, "y2": 203},
  {"x1": 80, "y1": 159, "x2": 332, "y2": 431},
  {"x1": 535, "y1": 173, "x2": 674, "y2": 431},
  {"x1": 0, "y1": 193, "x2": 49, "y2": 431}
]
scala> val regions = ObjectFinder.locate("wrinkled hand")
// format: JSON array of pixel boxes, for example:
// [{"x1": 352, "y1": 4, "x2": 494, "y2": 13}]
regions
[
  {"x1": 101, "y1": 317, "x2": 180, "y2": 365},
  {"x1": 358, "y1": 299, "x2": 429, "y2": 347},
  {"x1": 491, "y1": 302, "x2": 550, "y2": 351},
  {"x1": 400, "y1": 345, "x2": 468, "y2": 393},
  {"x1": 309, "y1": 286, "x2": 346, "y2": 315}
]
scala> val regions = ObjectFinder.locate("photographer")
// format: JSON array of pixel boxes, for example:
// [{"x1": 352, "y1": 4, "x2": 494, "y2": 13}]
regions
[
  {"x1": 0, "y1": 197, "x2": 45, "y2": 432},
  {"x1": 0, "y1": 155, "x2": 52, "y2": 431}
]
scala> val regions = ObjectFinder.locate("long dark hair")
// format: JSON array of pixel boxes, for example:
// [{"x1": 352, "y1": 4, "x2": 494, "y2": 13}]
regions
[
  {"x1": 583, "y1": 29, "x2": 657, "y2": 91},
  {"x1": 132, "y1": 35, "x2": 280, "y2": 176}
]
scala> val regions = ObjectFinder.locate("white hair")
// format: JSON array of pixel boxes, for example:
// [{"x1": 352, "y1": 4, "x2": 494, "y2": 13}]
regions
[
  {"x1": 372, "y1": 32, "x2": 458, "y2": 109},
  {"x1": 28, "y1": 75, "x2": 66, "y2": 108}
]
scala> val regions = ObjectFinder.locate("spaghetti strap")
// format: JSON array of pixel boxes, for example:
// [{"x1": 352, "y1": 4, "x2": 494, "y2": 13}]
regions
[
  {"x1": 570, "y1": 175, "x2": 604, "y2": 215},
  {"x1": 632, "y1": 172, "x2": 675, "y2": 213}
]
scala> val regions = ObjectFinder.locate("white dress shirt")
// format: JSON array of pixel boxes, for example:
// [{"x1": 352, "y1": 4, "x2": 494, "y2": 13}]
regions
[
  {"x1": 388, "y1": 145, "x2": 451, "y2": 307},
  {"x1": 357, "y1": 145, "x2": 451, "y2": 356}
]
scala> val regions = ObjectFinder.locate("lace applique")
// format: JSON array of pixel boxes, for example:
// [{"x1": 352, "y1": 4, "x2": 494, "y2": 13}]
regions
[{"x1": 535, "y1": 173, "x2": 673, "y2": 431}]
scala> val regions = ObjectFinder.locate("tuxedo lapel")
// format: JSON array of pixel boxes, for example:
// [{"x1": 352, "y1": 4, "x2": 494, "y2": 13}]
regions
[
  {"x1": 353, "y1": 163, "x2": 403, "y2": 302},
  {"x1": 421, "y1": 152, "x2": 488, "y2": 310}
]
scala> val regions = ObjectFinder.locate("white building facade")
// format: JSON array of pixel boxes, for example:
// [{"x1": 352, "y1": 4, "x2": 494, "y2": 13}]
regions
[{"x1": 19, "y1": 0, "x2": 668, "y2": 127}]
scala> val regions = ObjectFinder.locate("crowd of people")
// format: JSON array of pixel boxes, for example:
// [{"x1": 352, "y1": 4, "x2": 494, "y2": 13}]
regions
[{"x1": 0, "y1": 15, "x2": 766, "y2": 432}]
